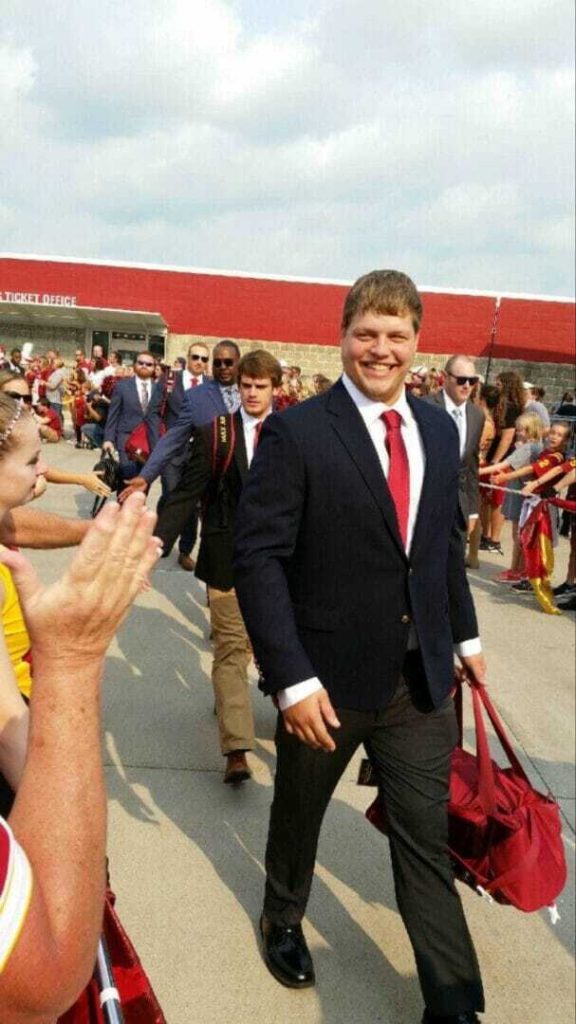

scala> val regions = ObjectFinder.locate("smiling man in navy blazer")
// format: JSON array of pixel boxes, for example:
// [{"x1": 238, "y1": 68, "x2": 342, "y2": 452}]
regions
[{"x1": 234, "y1": 271, "x2": 485, "y2": 1024}]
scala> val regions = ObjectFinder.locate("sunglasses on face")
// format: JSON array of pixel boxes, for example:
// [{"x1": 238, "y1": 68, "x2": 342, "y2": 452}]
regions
[
  {"x1": 448, "y1": 373, "x2": 478, "y2": 386},
  {"x1": 190, "y1": 354, "x2": 209, "y2": 363},
  {"x1": 4, "y1": 391, "x2": 32, "y2": 403},
  {"x1": 213, "y1": 358, "x2": 235, "y2": 368},
  {"x1": 136, "y1": 360, "x2": 155, "y2": 367}
]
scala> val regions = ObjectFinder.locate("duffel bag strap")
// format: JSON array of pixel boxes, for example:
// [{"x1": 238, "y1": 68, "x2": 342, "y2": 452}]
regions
[
  {"x1": 474, "y1": 683, "x2": 529, "y2": 783},
  {"x1": 470, "y1": 682, "x2": 497, "y2": 816}
]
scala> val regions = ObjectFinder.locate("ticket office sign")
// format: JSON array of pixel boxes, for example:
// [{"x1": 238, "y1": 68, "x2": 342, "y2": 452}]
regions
[{"x1": 0, "y1": 291, "x2": 77, "y2": 306}]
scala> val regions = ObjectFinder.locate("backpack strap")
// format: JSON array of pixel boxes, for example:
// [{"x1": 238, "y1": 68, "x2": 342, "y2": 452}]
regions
[{"x1": 211, "y1": 414, "x2": 237, "y2": 481}]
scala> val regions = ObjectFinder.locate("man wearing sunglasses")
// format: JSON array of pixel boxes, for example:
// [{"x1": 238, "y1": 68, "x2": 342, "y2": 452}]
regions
[
  {"x1": 103, "y1": 352, "x2": 163, "y2": 486},
  {"x1": 425, "y1": 356, "x2": 485, "y2": 539},
  {"x1": 156, "y1": 342, "x2": 212, "y2": 568},
  {"x1": 120, "y1": 341, "x2": 241, "y2": 513}
]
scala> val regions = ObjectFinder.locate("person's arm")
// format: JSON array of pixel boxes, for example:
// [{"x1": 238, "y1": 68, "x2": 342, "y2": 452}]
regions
[
  {"x1": 553, "y1": 467, "x2": 576, "y2": 492},
  {"x1": 0, "y1": 495, "x2": 161, "y2": 1022},
  {"x1": 522, "y1": 462, "x2": 571, "y2": 495},
  {"x1": 139, "y1": 390, "x2": 201, "y2": 484},
  {"x1": 234, "y1": 415, "x2": 340, "y2": 752},
  {"x1": 0, "y1": 507, "x2": 90, "y2": 549},
  {"x1": 102, "y1": 383, "x2": 122, "y2": 451},
  {"x1": 478, "y1": 457, "x2": 510, "y2": 476},
  {"x1": 44, "y1": 467, "x2": 111, "y2": 498},
  {"x1": 489, "y1": 426, "x2": 515, "y2": 465},
  {"x1": 0, "y1": 582, "x2": 29, "y2": 790},
  {"x1": 444, "y1": 456, "x2": 487, "y2": 685},
  {"x1": 492, "y1": 464, "x2": 535, "y2": 485}
]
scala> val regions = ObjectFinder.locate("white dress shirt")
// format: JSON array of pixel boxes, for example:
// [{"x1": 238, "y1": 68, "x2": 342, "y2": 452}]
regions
[
  {"x1": 240, "y1": 405, "x2": 271, "y2": 466},
  {"x1": 182, "y1": 369, "x2": 204, "y2": 389},
  {"x1": 277, "y1": 376, "x2": 481, "y2": 711}
]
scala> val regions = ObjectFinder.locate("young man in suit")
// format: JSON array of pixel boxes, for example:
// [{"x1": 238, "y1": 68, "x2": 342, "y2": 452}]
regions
[
  {"x1": 425, "y1": 355, "x2": 485, "y2": 538},
  {"x1": 103, "y1": 352, "x2": 162, "y2": 486},
  {"x1": 145, "y1": 350, "x2": 281, "y2": 784},
  {"x1": 234, "y1": 272, "x2": 486, "y2": 1024}
]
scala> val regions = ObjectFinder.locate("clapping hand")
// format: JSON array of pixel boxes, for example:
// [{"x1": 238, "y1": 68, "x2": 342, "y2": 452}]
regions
[{"x1": 0, "y1": 493, "x2": 162, "y2": 664}]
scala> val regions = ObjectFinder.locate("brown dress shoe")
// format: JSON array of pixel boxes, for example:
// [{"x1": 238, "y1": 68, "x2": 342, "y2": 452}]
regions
[
  {"x1": 224, "y1": 751, "x2": 252, "y2": 784},
  {"x1": 178, "y1": 552, "x2": 196, "y2": 571}
]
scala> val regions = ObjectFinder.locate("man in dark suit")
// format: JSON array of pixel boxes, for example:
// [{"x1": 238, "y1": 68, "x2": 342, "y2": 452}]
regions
[
  {"x1": 425, "y1": 357, "x2": 485, "y2": 537},
  {"x1": 123, "y1": 340, "x2": 241, "y2": 502},
  {"x1": 151, "y1": 350, "x2": 281, "y2": 784},
  {"x1": 234, "y1": 271, "x2": 486, "y2": 1024},
  {"x1": 103, "y1": 351, "x2": 162, "y2": 486},
  {"x1": 158, "y1": 342, "x2": 211, "y2": 570}
]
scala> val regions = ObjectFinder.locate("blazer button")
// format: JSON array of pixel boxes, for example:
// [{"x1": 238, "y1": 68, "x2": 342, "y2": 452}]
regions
[{"x1": 401, "y1": 614, "x2": 411, "y2": 624}]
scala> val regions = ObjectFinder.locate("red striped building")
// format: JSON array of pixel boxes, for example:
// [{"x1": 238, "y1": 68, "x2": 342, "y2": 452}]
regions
[{"x1": 0, "y1": 254, "x2": 573, "y2": 384}]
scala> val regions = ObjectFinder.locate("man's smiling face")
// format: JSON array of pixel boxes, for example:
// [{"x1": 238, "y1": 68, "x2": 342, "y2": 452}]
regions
[{"x1": 340, "y1": 310, "x2": 418, "y2": 404}]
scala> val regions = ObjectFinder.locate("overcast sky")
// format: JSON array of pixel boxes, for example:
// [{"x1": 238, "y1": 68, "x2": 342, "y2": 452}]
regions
[{"x1": 1, "y1": 0, "x2": 574, "y2": 296}]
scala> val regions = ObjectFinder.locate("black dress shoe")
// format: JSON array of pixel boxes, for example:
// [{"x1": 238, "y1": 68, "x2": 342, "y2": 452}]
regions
[
  {"x1": 260, "y1": 914, "x2": 315, "y2": 988},
  {"x1": 422, "y1": 1011, "x2": 481, "y2": 1023}
]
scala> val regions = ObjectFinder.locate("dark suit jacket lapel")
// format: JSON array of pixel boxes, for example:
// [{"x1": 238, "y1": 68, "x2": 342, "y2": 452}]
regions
[
  {"x1": 326, "y1": 381, "x2": 406, "y2": 558},
  {"x1": 465, "y1": 400, "x2": 481, "y2": 457},
  {"x1": 408, "y1": 392, "x2": 446, "y2": 559},
  {"x1": 233, "y1": 411, "x2": 249, "y2": 483}
]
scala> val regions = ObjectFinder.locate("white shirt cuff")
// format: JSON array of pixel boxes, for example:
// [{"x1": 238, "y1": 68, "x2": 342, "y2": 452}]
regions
[
  {"x1": 277, "y1": 677, "x2": 323, "y2": 710},
  {"x1": 454, "y1": 637, "x2": 482, "y2": 658},
  {"x1": 468, "y1": 513, "x2": 479, "y2": 520}
]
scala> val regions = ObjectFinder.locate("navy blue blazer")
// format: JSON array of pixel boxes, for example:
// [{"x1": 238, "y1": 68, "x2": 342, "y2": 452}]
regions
[
  {"x1": 104, "y1": 377, "x2": 162, "y2": 465},
  {"x1": 142, "y1": 379, "x2": 226, "y2": 484},
  {"x1": 163, "y1": 371, "x2": 207, "y2": 429},
  {"x1": 234, "y1": 380, "x2": 479, "y2": 711}
]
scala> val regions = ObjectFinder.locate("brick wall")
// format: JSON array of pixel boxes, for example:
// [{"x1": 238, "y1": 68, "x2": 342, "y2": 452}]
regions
[{"x1": 167, "y1": 333, "x2": 576, "y2": 405}]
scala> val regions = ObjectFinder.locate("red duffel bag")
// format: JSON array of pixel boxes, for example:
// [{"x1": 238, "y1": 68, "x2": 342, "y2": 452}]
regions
[{"x1": 366, "y1": 678, "x2": 567, "y2": 914}]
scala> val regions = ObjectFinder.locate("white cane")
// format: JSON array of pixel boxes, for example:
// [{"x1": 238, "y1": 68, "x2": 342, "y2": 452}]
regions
[{"x1": 95, "y1": 936, "x2": 125, "y2": 1024}]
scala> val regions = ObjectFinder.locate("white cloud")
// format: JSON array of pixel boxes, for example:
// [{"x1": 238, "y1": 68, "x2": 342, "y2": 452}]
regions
[{"x1": 0, "y1": 0, "x2": 573, "y2": 295}]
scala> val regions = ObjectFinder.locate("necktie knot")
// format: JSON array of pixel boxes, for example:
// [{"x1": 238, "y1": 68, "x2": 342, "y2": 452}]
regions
[{"x1": 381, "y1": 409, "x2": 403, "y2": 432}]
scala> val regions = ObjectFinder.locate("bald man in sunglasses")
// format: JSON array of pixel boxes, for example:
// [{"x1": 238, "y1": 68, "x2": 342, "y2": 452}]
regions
[{"x1": 425, "y1": 356, "x2": 485, "y2": 537}]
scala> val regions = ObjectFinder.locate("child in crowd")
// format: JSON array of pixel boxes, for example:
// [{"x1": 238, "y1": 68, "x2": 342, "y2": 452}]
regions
[
  {"x1": 479, "y1": 412, "x2": 544, "y2": 582},
  {"x1": 493, "y1": 421, "x2": 571, "y2": 495},
  {"x1": 491, "y1": 421, "x2": 572, "y2": 593},
  {"x1": 522, "y1": 456, "x2": 576, "y2": 608}
]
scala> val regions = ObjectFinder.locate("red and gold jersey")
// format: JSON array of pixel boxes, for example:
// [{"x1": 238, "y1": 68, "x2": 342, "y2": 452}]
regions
[{"x1": 531, "y1": 450, "x2": 566, "y2": 493}]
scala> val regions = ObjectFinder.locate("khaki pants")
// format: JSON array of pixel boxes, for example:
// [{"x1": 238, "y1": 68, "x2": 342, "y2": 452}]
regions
[{"x1": 208, "y1": 586, "x2": 254, "y2": 755}]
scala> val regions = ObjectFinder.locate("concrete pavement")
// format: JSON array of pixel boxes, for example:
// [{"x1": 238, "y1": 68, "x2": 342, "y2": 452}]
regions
[{"x1": 26, "y1": 441, "x2": 575, "y2": 1023}]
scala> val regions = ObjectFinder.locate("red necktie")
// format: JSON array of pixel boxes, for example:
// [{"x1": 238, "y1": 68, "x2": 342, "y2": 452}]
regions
[
  {"x1": 380, "y1": 410, "x2": 410, "y2": 547},
  {"x1": 190, "y1": 376, "x2": 199, "y2": 388},
  {"x1": 254, "y1": 421, "x2": 263, "y2": 448}
]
